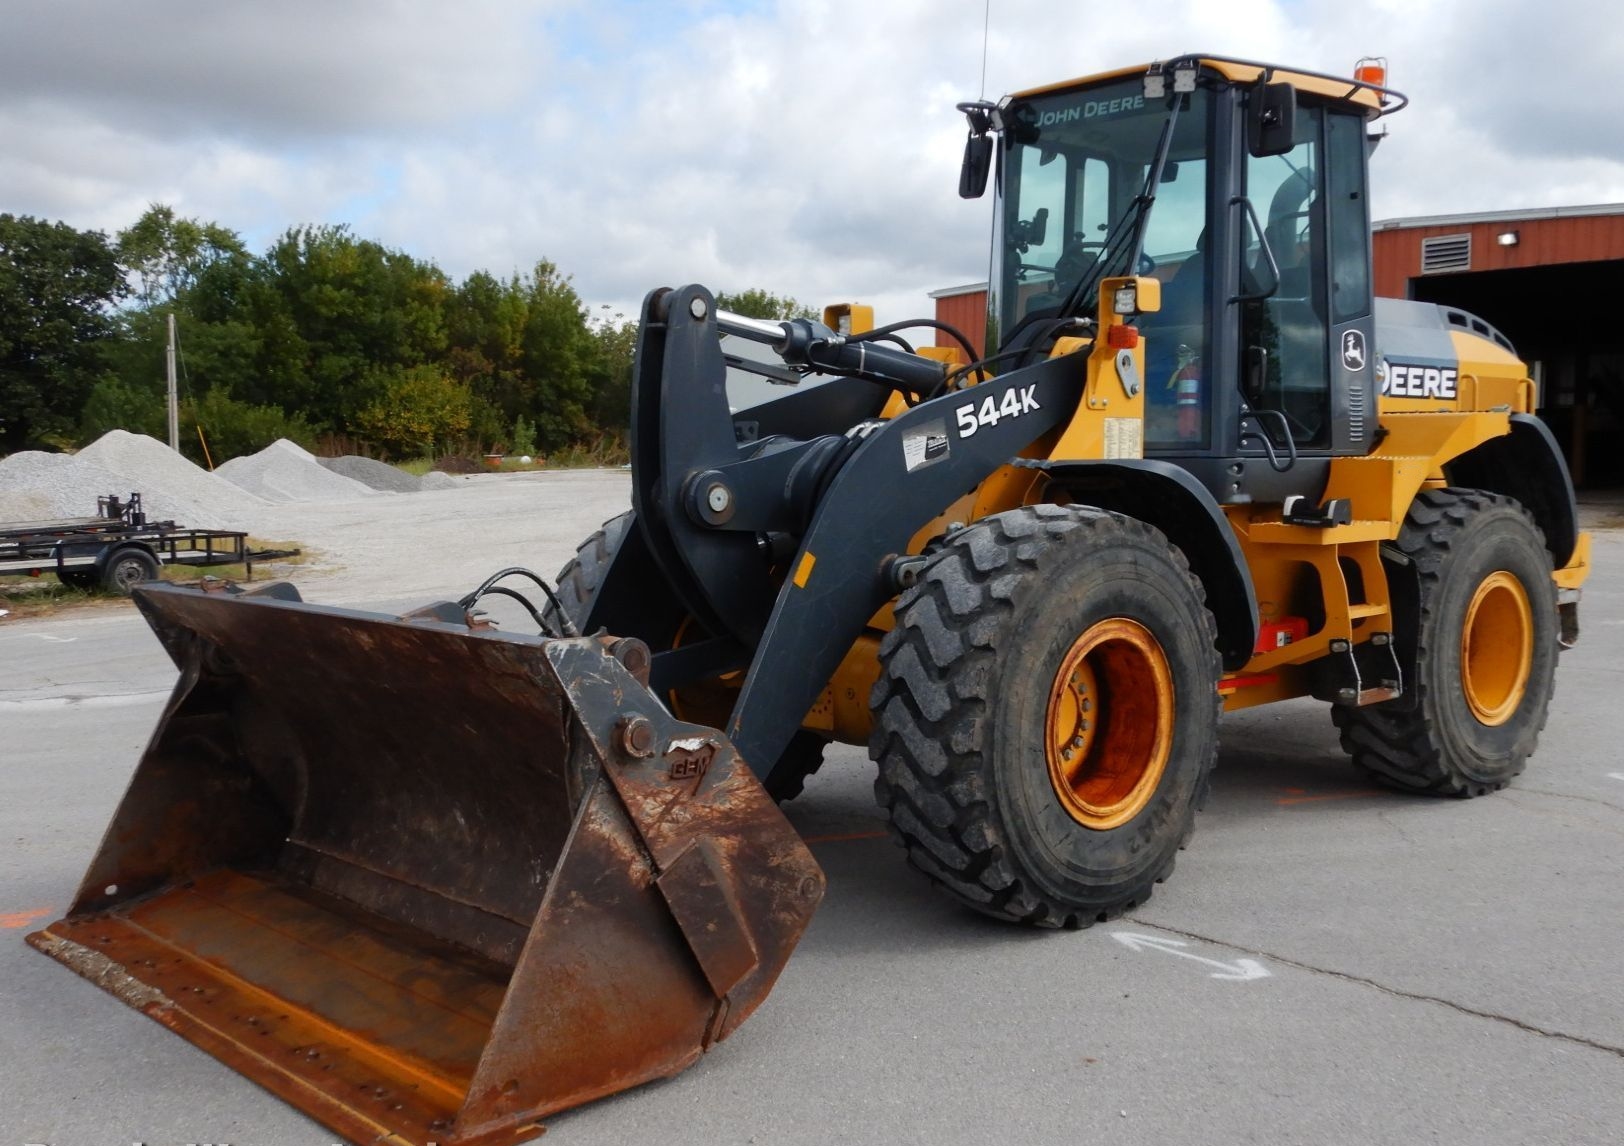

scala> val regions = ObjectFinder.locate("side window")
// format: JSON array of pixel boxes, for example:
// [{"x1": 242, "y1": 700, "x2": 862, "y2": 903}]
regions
[
  {"x1": 1074, "y1": 156, "x2": 1110, "y2": 252},
  {"x1": 1140, "y1": 156, "x2": 1212, "y2": 450},
  {"x1": 1006, "y1": 152, "x2": 1112, "y2": 324},
  {"x1": 1014, "y1": 150, "x2": 1066, "y2": 274},
  {"x1": 1242, "y1": 102, "x2": 1329, "y2": 447}
]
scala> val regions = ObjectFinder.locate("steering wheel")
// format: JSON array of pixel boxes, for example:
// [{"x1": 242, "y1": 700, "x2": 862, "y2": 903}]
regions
[
  {"x1": 1053, "y1": 239, "x2": 1104, "y2": 288},
  {"x1": 1055, "y1": 237, "x2": 1157, "y2": 287}
]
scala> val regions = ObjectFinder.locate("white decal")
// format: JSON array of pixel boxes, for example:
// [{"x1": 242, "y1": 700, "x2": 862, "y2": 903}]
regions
[
  {"x1": 1380, "y1": 363, "x2": 1458, "y2": 400},
  {"x1": 1038, "y1": 95, "x2": 1146, "y2": 127},
  {"x1": 954, "y1": 385, "x2": 1040, "y2": 438},
  {"x1": 902, "y1": 419, "x2": 950, "y2": 472},
  {"x1": 1110, "y1": 931, "x2": 1271, "y2": 981}
]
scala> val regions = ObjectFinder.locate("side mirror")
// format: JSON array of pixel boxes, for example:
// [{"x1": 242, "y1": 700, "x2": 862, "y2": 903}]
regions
[
  {"x1": 1247, "y1": 82, "x2": 1297, "y2": 157},
  {"x1": 959, "y1": 131, "x2": 993, "y2": 199}
]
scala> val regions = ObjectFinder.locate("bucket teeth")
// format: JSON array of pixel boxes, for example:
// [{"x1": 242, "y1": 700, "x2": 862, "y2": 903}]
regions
[{"x1": 28, "y1": 581, "x2": 825, "y2": 1146}]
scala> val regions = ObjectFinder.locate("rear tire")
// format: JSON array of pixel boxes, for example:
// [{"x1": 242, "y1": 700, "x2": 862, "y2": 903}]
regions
[
  {"x1": 1333, "y1": 488, "x2": 1557, "y2": 795},
  {"x1": 869, "y1": 504, "x2": 1222, "y2": 927},
  {"x1": 545, "y1": 511, "x2": 828, "y2": 802}
]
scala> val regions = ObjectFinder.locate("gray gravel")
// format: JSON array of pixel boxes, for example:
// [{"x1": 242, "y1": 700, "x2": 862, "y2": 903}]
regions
[
  {"x1": 216, "y1": 439, "x2": 380, "y2": 503},
  {"x1": 319, "y1": 454, "x2": 423, "y2": 492}
]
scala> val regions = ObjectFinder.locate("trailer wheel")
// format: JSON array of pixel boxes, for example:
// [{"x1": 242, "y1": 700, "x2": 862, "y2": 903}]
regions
[
  {"x1": 870, "y1": 505, "x2": 1222, "y2": 927},
  {"x1": 102, "y1": 548, "x2": 159, "y2": 595},
  {"x1": 1333, "y1": 488, "x2": 1557, "y2": 795},
  {"x1": 544, "y1": 511, "x2": 828, "y2": 802}
]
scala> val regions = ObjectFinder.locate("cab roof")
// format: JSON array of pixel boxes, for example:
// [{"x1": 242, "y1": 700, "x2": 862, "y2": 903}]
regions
[{"x1": 1012, "y1": 54, "x2": 1401, "y2": 118}]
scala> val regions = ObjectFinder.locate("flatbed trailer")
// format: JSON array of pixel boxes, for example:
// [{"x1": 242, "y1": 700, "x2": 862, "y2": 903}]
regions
[{"x1": 0, "y1": 493, "x2": 294, "y2": 595}]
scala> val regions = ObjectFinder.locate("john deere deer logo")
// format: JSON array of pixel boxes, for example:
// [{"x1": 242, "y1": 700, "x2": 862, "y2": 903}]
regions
[{"x1": 1342, "y1": 330, "x2": 1366, "y2": 372}]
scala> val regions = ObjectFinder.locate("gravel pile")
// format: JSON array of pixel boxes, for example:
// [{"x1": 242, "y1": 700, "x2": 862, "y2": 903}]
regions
[
  {"x1": 217, "y1": 440, "x2": 380, "y2": 504},
  {"x1": 318, "y1": 454, "x2": 419, "y2": 493},
  {"x1": 79, "y1": 430, "x2": 268, "y2": 526},
  {"x1": 0, "y1": 449, "x2": 236, "y2": 528},
  {"x1": 419, "y1": 471, "x2": 462, "y2": 491}
]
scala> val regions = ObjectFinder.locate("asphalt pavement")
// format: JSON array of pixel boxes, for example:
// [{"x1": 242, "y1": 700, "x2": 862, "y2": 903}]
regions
[{"x1": 2, "y1": 476, "x2": 1619, "y2": 1146}]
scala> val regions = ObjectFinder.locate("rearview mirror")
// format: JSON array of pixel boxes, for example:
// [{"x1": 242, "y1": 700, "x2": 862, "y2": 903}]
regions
[
  {"x1": 1248, "y1": 82, "x2": 1297, "y2": 157},
  {"x1": 960, "y1": 132, "x2": 993, "y2": 199}
]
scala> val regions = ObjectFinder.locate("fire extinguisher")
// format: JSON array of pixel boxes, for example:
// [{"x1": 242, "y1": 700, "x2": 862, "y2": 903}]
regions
[{"x1": 1169, "y1": 343, "x2": 1200, "y2": 441}]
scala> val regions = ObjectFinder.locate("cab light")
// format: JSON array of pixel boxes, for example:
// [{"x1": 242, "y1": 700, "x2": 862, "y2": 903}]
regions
[{"x1": 1354, "y1": 56, "x2": 1387, "y2": 88}]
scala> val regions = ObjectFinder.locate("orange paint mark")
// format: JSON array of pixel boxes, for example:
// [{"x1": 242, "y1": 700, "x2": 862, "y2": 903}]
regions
[
  {"x1": 800, "y1": 829, "x2": 888, "y2": 845},
  {"x1": 1276, "y1": 787, "x2": 1385, "y2": 806},
  {"x1": 1, "y1": 907, "x2": 54, "y2": 929}
]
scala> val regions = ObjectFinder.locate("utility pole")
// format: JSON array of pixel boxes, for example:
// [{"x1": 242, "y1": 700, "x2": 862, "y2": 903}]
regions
[{"x1": 166, "y1": 312, "x2": 179, "y2": 452}]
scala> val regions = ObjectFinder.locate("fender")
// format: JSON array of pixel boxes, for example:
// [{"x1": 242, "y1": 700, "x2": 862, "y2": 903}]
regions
[
  {"x1": 1446, "y1": 413, "x2": 1579, "y2": 567},
  {"x1": 1018, "y1": 458, "x2": 1259, "y2": 670}
]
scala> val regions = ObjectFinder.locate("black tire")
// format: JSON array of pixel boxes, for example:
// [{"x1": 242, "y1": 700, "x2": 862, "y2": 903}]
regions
[
  {"x1": 1333, "y1": 488, "x2": 1557, "y2": 796},
  {"x1": 101, "y1": 548, "x2": 159, "y2": 595},
  {"x1": 543, "y1": 511, "x2": 636, "y2": 631},
  {"x1": 544, "y1": 511, "x2": 828, "y2": 802},
  {"x1": 869, "y1": 504, "x2": 1222, "y2": 927}
]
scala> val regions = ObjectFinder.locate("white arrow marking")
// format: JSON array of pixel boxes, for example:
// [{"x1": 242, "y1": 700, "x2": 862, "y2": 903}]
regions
[
  {"x1": 1607, "y1": 773, "x2": 1624, "y2": 782},
  {"x1": 1111, "y1": 932, "x2": 1271, "y2": 981}
]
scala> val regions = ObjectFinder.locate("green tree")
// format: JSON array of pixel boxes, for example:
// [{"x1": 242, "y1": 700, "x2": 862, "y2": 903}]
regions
[
  {"x1": 116, "y1": 203, "x2": 250, "y2": 309},
  {"x1": 446, "y1": 269, "x2": 529, "y2": 427},
  {"x1": 590, "y1": 308, "x2": 638, "y2": 436},
  {"x1": 519, "y1": 261, "x2": 603, "y2": 450},
  {"x1": 247, "y1": 225, "x2": 451, "y2": 430},
  {"x1": 0, "y1": 214, "x2": 127, "y2": 450},
  {"x1": 715, "y1": 288, "x2": 813, "y2": 321}
]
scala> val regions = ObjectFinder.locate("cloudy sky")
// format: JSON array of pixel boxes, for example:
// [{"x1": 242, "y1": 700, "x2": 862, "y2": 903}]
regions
[{"x1": 4, "y1": 0, "x2": 1620, "y2": 324}]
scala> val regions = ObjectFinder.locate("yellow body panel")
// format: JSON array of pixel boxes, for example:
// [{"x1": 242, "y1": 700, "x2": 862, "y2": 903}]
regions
[{"x1": 803, "y1": 277, "x2": 1590, "y2": 742}]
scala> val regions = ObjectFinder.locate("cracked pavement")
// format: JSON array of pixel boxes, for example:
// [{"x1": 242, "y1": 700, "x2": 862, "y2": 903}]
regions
[{"x1": 2, "y1": 474, "x2": 1620, "y2": 1145}]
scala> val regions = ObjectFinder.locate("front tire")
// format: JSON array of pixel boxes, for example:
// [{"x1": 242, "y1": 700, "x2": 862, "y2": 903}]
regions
[
  {"x1": 869, "y1": 504, "x2": 1222, "y2": 927},
  {"x1": 1333, "y1": 488, "x2": 1557, "y2": 795}
]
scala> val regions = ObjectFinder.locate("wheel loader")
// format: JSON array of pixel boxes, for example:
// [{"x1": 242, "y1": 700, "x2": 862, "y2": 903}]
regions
[{"x1": 30, "y1": 53, "x2": 1589, "y2": 1145}]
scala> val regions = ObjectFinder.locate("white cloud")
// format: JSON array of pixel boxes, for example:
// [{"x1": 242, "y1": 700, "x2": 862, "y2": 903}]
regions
[{"x1": 3, "y1": 0, "x2": 1622, "y2": 327}]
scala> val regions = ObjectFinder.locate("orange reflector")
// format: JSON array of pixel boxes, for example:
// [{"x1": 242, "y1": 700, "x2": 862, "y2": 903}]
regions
[{"x1": 1106, "y1": 324, "x2": 1139, "y2": 350}]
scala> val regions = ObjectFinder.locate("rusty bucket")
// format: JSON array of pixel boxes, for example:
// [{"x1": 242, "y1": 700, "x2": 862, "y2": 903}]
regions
[{"x1": 28, "y1": 581, "x2": 824, "y2": 1145}]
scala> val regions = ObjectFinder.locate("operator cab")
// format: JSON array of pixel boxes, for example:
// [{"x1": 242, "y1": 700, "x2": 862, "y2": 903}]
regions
[{"x1": 964, "y1": 55, "x2": 1404, "y2": 503}]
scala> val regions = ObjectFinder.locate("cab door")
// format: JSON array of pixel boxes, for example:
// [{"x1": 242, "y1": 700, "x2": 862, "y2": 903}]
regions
[{"x1": 1237, "y1": 97, "x2": 1375, "y2": 461}]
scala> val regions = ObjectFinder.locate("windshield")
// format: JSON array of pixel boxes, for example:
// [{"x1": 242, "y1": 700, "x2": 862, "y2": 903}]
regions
[{"x1": 989, "y1": 77, "x2": 1212, "y2": 355}]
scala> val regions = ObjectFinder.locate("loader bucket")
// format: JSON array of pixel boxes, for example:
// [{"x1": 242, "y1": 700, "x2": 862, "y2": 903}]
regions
[{"x1": 28, "y1": 581, "x2": 824, "y2": 1146}]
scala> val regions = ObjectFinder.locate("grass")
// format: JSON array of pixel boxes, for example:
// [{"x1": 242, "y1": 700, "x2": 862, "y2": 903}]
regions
[{"x1": 0, "y1": 538, "x2": 310, "y2": 620}]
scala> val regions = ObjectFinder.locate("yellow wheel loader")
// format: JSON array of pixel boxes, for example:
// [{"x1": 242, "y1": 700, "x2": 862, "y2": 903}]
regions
[{"x1": 31, "y1": 53, "x2": 1590, "y2": 1144}]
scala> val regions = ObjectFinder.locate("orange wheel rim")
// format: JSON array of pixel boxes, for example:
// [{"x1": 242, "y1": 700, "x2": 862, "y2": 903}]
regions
[
  {"x1": 1044, "y1": 618, "x2": 1175, "y2": 830},
  {"x1": 1461, "y1": 570, "x2": 1532, "y2": 726}
]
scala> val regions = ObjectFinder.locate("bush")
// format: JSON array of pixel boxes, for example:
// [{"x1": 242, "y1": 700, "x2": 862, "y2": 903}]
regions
[
  {"x1": 79, "y1": 377, "x2": 167, "y2": 443},
  {"x1": 353, "y1": 364, "x2": 473, "y2": 459},
  {"x1": 184, "y1": 388, "x2": 316, "y2": 464},
  {"x1": 510, "y1": 414, "x2": 537, "y2": 457}
]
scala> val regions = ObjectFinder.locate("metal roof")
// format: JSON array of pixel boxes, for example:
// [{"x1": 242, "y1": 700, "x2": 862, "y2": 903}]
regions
[
  {"x1": 1372, "y1": 203, "x2": 1624, "y2": 232},
  {"x1": 927, "y1": 282, "x2": 989, "y2": 299}
]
